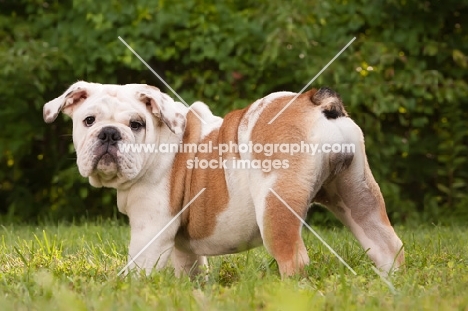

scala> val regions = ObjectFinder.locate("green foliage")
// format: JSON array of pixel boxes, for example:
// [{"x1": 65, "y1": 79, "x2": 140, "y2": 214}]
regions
[{"x1": 0, "y1": 0, "x2": 467, "y2": 222}]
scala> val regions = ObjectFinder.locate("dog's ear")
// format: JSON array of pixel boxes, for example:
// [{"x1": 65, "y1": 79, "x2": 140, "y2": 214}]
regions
[
  {"x1": 137, "y1": 86, "x2": 187, "y2": 135},
  {"x1": 43, "y1": 81, "x2": 97, "y2": 123}
]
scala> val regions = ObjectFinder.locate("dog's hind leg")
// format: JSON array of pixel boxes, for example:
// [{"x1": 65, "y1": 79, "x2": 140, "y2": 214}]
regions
[
  {"x1": 315, "y1": 156, "x2": 405, "y2": 274},
  {"x1": 251, "y1": 173, "x2": 318, "y2": 278}
]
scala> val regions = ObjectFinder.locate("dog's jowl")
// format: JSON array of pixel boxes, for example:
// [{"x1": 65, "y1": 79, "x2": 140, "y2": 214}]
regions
[{"x1": 44, "y1": 81, "x2": 404, "y2": 277}]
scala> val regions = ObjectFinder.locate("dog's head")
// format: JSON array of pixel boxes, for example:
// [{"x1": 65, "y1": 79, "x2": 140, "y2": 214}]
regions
[{"x1": 43, "y1": 81, "x2": 187, "y2": 188}]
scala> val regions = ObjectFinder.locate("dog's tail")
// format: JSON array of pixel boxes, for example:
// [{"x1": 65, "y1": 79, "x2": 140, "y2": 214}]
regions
[{"x1": 310, "y1": 87, "x2": 348, "y2": 119}]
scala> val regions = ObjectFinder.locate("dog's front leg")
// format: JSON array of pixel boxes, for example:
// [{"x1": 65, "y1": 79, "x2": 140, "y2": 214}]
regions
[
  {"x1": 171, "y1": 247, "x2": 208, "y2": 278},
  {"x1": 125, "y1": 206, "x2": 179, "y2": 275}
]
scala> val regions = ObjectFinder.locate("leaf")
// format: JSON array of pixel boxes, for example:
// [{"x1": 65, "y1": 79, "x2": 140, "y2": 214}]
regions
[
  {"x1": 436, "y1": 183, "x2": 451, "y2": 195},
  {"x1": 452, "y1": 49, "x2": 467, "y2": 68}
]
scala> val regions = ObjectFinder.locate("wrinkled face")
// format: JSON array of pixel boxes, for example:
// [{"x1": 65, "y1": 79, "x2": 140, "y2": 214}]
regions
[
  {"x1": 43, "y1": 82, "x2": 187, "y2": 188},
  {"x1": 73, "y1": 93, "x2": 156, "y2": 187}
]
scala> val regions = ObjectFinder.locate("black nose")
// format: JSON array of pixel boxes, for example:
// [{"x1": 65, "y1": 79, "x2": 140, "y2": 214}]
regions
[{"x1": 98, "y1": 127, "x2": 122, "y2": 144}]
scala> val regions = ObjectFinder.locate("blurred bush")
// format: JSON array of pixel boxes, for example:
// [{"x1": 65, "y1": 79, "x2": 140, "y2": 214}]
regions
[{"x1": 0, "y1": 0, "x2": 467, "y2": 223}]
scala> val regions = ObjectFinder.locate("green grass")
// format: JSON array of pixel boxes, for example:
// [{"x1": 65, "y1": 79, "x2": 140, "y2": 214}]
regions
[{"x1": 1, "y1": 220, "x2": 467, "y2": 310}]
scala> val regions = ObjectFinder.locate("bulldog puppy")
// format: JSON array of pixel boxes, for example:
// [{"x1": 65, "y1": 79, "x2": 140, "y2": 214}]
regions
[{"x1": 43, "y1": 81, "x2": 404, "y2": 277}]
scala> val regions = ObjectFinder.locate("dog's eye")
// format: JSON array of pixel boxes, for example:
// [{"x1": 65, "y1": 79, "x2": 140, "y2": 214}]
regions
[
  {"x1": 130, "y1": 121, "x2": 144, "y2": 131},
  {"x1": 84, "y1": 116, "x2": 95, "y2": 127}
]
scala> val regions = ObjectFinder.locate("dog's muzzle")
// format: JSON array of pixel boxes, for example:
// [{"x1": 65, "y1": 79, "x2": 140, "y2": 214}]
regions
[{"x1": 93, "y1": 126, "x2": 122, "y2": 169}]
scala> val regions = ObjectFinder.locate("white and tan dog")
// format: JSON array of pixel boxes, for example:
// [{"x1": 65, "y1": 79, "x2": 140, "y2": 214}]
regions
[{"x1": 43, "y1": 81, "x2": 404, "y2": 277}]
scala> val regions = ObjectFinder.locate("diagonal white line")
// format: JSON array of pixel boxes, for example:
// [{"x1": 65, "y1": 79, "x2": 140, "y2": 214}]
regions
[
  {"x1": 268, "y1": 37, "x2": 356, "y2": 124},
  {"x1": 268, "y1": 187, "x2": 357, "y2": 275},
  {"x1": 371, "y1": 266, "x2": 397, "y2": 294},
  {"x1": 117, "y1": 188, "x2": 206, "y2": 276},
  {"x1": 118, "y1": 36, "x2": 207, "y2": 124}
]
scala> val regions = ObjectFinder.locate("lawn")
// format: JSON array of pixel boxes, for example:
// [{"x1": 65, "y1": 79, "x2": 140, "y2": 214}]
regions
[{"x1": 1, "y1": 220, "x2": 467, "y2": 310}]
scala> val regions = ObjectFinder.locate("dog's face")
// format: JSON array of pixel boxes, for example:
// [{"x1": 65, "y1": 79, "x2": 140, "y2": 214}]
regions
[{"x1": 43, "y1": 81, "x2": 187, "y2": 188}]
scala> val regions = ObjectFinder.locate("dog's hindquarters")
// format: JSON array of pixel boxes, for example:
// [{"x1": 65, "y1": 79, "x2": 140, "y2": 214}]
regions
[
  {"x1": 243, "y1": 88, "x2": 403, "y2": 276},
  {"x1": 241, "y1": 90, "x2": 336, "y2": 277},
  {"x1": 313, "y1": 120, "x2": 405, "y2": 272}
]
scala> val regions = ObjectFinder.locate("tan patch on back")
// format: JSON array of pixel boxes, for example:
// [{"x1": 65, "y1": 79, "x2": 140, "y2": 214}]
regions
[
  {"x1": 246, "y1": 91, "x2": 326, "y2": 231},
  {"x1": 248, "y1": 92, "x2": 323, "y2": 275},
  {"x1": 250, "y1": 91, "x2": 316, "y2": 155},
  {"x1": 170, "y1": 110, "x2": 202, "y2": 216},
  {"x1": 171, "y1": 107, "x2": 248, "y2": 240},
  {"x1": 250, "y1": 92, "x2": 323, "y2": 188}
]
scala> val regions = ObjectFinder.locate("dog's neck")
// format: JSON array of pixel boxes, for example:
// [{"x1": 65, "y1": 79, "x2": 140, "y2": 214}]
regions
[{"x1": 111, "y1": 127, "x2": 183, "y2": 214}]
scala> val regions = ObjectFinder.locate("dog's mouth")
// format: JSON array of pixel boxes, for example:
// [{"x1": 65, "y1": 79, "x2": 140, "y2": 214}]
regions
[{"x1": 92, "y1": 144, "x2": 119, "y2": 174}]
